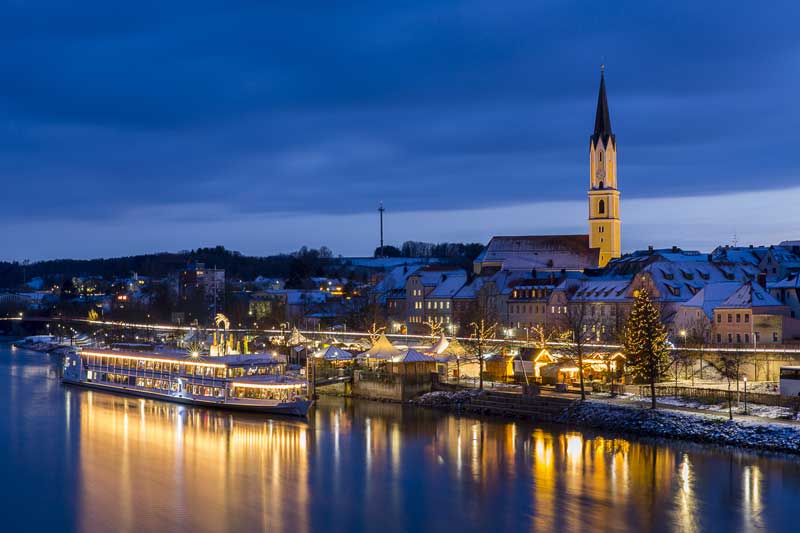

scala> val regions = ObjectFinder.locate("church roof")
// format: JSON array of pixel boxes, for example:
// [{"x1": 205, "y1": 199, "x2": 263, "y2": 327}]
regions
[
  {"x1": 591, "y1": 70, "x2": 615, "y2": 147},
  {"x1": 474, "y1": 234, "x2": 599, "y2": 271}
]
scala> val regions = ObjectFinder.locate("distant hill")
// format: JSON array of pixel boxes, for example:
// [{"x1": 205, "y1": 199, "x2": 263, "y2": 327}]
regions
[{"x1": 0, "y1": 246, "x2": 297, "y2": 288}]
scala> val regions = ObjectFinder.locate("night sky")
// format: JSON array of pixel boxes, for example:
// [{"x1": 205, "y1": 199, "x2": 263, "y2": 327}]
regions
[{"x1": 2, "y1": 1, "x2": 799, "y2": 260}]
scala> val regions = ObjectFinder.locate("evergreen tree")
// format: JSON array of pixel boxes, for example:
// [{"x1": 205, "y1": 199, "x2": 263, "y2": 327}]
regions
[{"x1": 623, "y1": 288, "x2": 671, "y2": 409}]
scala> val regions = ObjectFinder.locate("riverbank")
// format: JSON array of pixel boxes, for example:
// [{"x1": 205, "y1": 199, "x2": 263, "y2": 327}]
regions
[{"x1": 415, "y1": 390, "x2": 800, "y2": 455}]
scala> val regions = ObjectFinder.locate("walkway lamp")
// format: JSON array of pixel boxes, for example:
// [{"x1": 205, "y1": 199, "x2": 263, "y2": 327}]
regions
[{"x1": 743, "y1": 375, "x2": 748, "y2": 415}]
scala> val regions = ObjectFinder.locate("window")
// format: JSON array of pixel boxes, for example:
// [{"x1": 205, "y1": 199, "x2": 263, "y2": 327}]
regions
[
  {"x1": 736, "y1": 314, "x2": 741, "y2": 323},
  {"x1": 728, "y1": 334, "x2": 733, "y2": 343},
  {"x1": 744, "y1": 314, "x2": 749, "y2": 323},
  {"x1": 736, "y1": 334, "x2": 742, "y2": 343},
  {"x1": 745, "y1": 334, "x2": 749, "y2": 344},
  {"x1": 727, "y1": 314, "x2": 732, "y2": 323},
  {"x1": 716, "y1": 334, "x2": 722, "y2": 343},
  {"x1": 773, "y1": 332, "x2": 779, "y2": 342},
  {"x1": 598, "y1": 200, "x2": 605, "y2": 214},
  {"x1": 717, "y1": 314, "x2": 722, "y2": 323}
]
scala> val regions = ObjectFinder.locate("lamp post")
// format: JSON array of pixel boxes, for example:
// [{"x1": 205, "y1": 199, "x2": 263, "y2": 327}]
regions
[
  {"x1": 679, "y1": 329, "x2": 691, "y2": 386},
  {"x1": 743, "y1": 375, "x2": 748, "y2": 415}
]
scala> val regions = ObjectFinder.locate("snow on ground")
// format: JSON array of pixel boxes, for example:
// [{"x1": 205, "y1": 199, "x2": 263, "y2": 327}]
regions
[
  {"x1": 622, "y1": 393, "x2": 799, "y2": 420},
  {"x1": 559, "y1": 401, "x2": 800, "y2": 455},
  {"x1": 658, "y1": 380, "x2": 779, "y2": 394},
  {"x1": 413, "y1": 390, "x2": 484, "y2": 407}
]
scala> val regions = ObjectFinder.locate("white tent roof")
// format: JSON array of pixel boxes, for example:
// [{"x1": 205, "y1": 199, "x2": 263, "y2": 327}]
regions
[
  {"x1": 362, "y1": 334, "x2": 402, "y2": 358},
  {"x1": 430, "y1": 334, "x2": 449, "y2": 354}
]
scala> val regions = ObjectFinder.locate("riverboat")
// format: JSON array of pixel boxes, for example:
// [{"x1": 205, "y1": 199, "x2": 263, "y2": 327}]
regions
[{"x1": 62, "y1": 348, "x2": 313, "y2": 417}]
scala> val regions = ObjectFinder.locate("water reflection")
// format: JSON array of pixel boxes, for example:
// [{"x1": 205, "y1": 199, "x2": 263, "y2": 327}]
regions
[
  {"x1": 76, "y1": 391, "x2": 310, "y2": 532},
  {"x1": 2, "y1": 345, "x2": 800, "y2": 532}
]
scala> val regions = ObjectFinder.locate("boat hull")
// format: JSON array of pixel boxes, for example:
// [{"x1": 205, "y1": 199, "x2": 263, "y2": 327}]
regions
[{"x1": 62, "y1": 378, "x2": 313, "y2": 417}]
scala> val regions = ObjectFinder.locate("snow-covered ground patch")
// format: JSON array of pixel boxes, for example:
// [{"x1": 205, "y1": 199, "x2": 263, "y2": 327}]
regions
[
  {"x1": 559, "y1": 401, "x2": 800, "y2": 455},
  {"x1": 624, "y1": 394, "x2": 799, "y2": 420},
  {"x1": 413, "y1": 390, "x2": 484, "y2": 407}
]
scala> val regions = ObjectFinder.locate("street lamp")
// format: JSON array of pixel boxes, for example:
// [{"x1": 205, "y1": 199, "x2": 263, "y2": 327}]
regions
[
  {"x1": 743, "y1": 375, "x2": 748, "y2": 415},
  {"x1": 679, "y1": 330, "x2": 692, "y2": 385}
]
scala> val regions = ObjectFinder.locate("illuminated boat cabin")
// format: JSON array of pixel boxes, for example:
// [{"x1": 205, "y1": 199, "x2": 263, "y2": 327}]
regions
[{"x1": 65, "y1": 349, "x2": 307, "y2": 404}]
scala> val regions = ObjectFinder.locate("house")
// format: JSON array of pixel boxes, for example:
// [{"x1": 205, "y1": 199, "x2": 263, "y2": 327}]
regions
[
  {"x1": 404, "y1": 267, "x2": 467, "y2": 333},
  {"x1": 709, "y1": 282, "x2": 800, "y2": 345},
  {"x1": 769, "y1": 273, "x2": 800, "y2": 319}
]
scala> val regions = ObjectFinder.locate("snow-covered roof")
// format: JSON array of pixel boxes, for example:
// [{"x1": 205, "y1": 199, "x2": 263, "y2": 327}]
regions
[
  {"x1": 716, "y1": 282, "x2": 784, "y2": 309},
  {"x1": 681, "y1": 281, "x2": 742, "y2": 318},
  {"x1": 570, "y1": 279, "x2": 631, "y2": 302},
  {"x1": 314, "y1": 345, "x2": 354, "y2": 361},
  {"x1": 710, "y1": 246, "x2": 769, "y2": 265},
  {"x1": 640, "y1": 261, "x2": 758, "y2": 302},
  {"x1": 428, "y1": 272, "x2": 468, "y2": 298},
  {"x1": 410, "y1": 267, "x2": 465, "y2": 287},
  {"x1": 475, "y1": 235, "x2": 599, "y2": 271},
  {"x1": 391, "y1": 349, "x2": 433, "y2": 363},
  {"x1": 769, "y1": 274, "x2": 800, "y2": 289},
  {"x1": 371, "y1": 265, "x2": 423, "y2": 302},
  {"x1": 453, "y1": 276, "x2": 486, "y2": 299}
]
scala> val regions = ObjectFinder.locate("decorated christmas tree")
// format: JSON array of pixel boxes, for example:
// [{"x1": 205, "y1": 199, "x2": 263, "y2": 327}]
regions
[{"x1": 623, "y1": 288, "x2": 671, "y2": 409}]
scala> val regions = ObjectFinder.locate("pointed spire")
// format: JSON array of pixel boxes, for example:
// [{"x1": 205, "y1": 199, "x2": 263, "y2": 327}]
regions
[{"x1": 591, "y1": 66, "x2": 614, "y2": 146}]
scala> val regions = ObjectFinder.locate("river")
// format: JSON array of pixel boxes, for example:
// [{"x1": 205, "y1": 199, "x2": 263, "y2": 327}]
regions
[{"x1": 1, "y1": 343, "x2": 798, "y2": 532}]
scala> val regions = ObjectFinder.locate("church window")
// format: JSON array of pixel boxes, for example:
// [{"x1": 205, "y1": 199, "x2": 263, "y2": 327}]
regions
[
  {"x1": 598, "y1": 200, "x2": 605, "y2": 214},
  {"x1": 598, "y1": 181, "x2": 604, "y2": 189}
]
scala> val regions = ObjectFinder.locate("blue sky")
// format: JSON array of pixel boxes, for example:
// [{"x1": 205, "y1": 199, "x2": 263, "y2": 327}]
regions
[{"x1": 1, "y1": 1, "x2": 799, "y2": 260}]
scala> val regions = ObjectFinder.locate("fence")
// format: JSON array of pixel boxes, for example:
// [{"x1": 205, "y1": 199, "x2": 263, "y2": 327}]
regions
[{"x1": 639, "y1": 385, "x2": 800, "y2": 409}]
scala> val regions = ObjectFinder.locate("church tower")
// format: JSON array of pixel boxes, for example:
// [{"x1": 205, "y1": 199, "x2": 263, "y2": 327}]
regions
[{"x1": 588, "y1": 67, "x2": 621, "y2": 267}]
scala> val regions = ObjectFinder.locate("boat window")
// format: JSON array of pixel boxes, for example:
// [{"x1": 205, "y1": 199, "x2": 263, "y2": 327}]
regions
[{"x1": 780, "y1": 368, "x2": 800, "y2": 380}]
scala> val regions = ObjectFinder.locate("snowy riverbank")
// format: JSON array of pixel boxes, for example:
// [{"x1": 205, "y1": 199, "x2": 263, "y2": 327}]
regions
[
  {"x1": 415, "y1": 390, "x2": 800, "y2": 455},
  {"x1": 558, "y1": 400, "x2": 800, "y2": 455}
]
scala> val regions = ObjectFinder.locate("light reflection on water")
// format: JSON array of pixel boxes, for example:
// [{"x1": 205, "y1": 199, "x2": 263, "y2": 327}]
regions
[{"x1": 1, "y1": 345, "x2": 799, "y2": 532}]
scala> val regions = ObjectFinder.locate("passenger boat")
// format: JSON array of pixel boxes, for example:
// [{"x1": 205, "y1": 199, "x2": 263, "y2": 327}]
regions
[{"x1": 62, "y1": 348, "x2": 313, "y2": 417}]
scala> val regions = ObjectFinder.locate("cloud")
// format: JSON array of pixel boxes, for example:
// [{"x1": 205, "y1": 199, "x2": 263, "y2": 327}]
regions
[{"x1": 0, "y1": 0, "x2": 799, "y2": 254}]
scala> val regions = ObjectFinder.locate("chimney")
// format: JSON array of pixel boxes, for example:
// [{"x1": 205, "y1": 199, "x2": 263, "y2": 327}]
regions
[
  {"x1": 648, "y1": 245, "x2": 654, "y2": 253},
  {"x1": 672, "y1": 245, "x2": 679, "y2": 253}
]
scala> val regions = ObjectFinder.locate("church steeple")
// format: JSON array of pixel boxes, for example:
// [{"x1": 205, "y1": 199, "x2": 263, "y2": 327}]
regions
[
  {"x1": 591, "y1": 68, "x2": 614, "y2": 147},
  {"x1": 588, "y1": 66, "x2": 621, "y2": 267}
]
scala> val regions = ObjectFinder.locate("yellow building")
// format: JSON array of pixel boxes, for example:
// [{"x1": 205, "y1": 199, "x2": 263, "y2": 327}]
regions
[{"x1": 588, "y1": 68, "x2": 621, "y2": 267}]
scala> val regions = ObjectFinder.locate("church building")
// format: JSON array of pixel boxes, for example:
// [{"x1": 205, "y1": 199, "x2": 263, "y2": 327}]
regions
[
  {"x1": 588, "y1": 67, "x2": 621, "y2": 267},
  {"x1": 473, "y1": 69, "x2": 622, "y2": 274}
]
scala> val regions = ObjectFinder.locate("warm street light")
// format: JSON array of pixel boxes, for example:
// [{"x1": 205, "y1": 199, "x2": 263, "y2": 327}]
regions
[{"x1": 743, "y1": 375, "x2": 748, "y2": 415}]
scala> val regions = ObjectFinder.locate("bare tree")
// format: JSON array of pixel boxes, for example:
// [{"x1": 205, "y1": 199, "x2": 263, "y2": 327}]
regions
[
  {"x1": 556, "y1": 302, "x2": 595, "y2": 401},
  {"x1": 423, "y1": 317, "x2": 444, "y2": 339},
  {"x1": 367, "y1": 322, "x2": 386, "y2": 344},
  {"x1": 705, "y1": 350, "x2": 750, "y2": 420},
  {"x1": 464, "y1": 319, "x2": 498, "y2": 390}
]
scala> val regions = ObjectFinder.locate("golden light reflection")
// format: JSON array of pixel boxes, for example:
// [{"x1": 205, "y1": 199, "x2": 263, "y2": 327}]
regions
[
  {"x1": 674, "y1": 453, "x2": 699, "y2": 533},
  {"x1": 76, "y1": 391, "x2": 310, "y2": 533},
  {"x1": 62, "y1": 390, "x2": 793, "y2": 533},
  {"x1": 742, "y1": 465, "x2": 764, "y2": 530}
]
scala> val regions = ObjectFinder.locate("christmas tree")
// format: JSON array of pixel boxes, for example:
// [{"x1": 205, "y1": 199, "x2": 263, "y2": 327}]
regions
[{"x1": 623, "y1": 288, "x2": 671, "y2": 409}]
